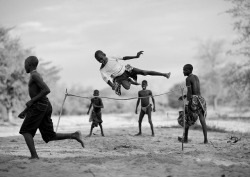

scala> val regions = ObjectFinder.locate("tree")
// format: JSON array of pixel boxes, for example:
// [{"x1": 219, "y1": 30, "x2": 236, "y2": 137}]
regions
[
  {"x1": 0, "y1": 27, "x2": 30, "y2": 121},
  {"x1": 167, "y1": 83, "x2": 184, "y2": 109},
  {"x1": 226, "y1": 0, "x2": 250, "y2": 56},
  {"x1": 0, "y1": 27, "x2": 61, "y2": 122},
  {"x1": 195, "y1": 39, "x2": 227, "y2": 110}
]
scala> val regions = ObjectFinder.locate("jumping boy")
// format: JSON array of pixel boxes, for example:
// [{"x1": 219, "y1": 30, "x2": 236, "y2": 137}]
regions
[
  {"x1": 18, "y1": 56, "x2": 84, "y2": 159},
  {"x1": 94, "y1": 50, "x2": 171, "y2": 96},
  {"x1": 135, "y1": 80, "x2": 155, "y2": 136},
  {"x1": 86, "y1": 90, "x2": 104, "y2": 137},
  {"x1": 178, "y1": 64, "x2": 208, "y2": 144}
]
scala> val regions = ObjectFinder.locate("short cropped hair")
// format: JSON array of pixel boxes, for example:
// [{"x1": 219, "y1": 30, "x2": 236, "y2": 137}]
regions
[
  {"x1": 26, "y1": 56, "x2": 39, "y2": 67},
  {"x1": 95, "y1": 50, "x2": 102, "y2": 59},
  {"x1": 142, "y1": 80, "x2": 147, "y2": 84},
  {"x1": 184, "y1": 64, "x2": 193, "y2": 72},
  {"x1": 93, "y1": 89, "x2": 99, "y2": 95}
]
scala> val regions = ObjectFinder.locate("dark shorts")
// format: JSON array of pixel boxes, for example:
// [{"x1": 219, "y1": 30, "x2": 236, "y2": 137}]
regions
[
  {"x1": 91, "y1": 111, "x2": 102, "y2": 127},
  {"x1": 114, "y1": 67, "x2": 143, "y2": 84},
  {"x1": 19, "y1": 98, "x2": 56, "y2": 143}
]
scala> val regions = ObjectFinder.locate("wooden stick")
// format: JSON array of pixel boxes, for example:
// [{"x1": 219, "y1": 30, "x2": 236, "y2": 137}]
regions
[
  {"x1": 181, "y1": 86, "x2": 186, "y2": 151},
  {"x1": 56, "y1": 89, "x2": 68, "y2": 133}
]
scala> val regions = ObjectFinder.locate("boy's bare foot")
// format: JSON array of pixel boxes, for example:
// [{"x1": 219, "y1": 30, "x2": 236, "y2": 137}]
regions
[
  {"x1": 178, "y1": 136, "x2": 188, "y2": 143},
  {"x1": 73, "y1": 131, "x2": 84, "y2": 148},
  {"x1": 134, "y1": 133, "x2": 142, "y2": 136},
  {"x1": 152, "y1": 134, "x2": 155, "y2": 137},
  {"x1": 204, "y1": 139, "x2": 208, "y2": 144},
  {"x1": 29, "y1": 156, "x2": 39, "y2": 160},
  {"x1": 165, "y1": 72, "x2": 171, "y2": 79}
]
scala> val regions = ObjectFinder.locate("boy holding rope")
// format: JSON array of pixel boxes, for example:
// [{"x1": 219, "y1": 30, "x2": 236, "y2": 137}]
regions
[
  {"x1": 135, "y1": 80, "x2": 155, "y2": 136},
  {"x1": 18, "y1": 56, "x2": 84, "y2": 159},
  {"x1": 178, "y1": 64, "x2": 208, "y2": 144},
  {"x1": 94, "y1": 50, "x2": 171, "y2": 96},
  {"x1": 86, "y1": 90, "x2": 105, "y2": 137}
]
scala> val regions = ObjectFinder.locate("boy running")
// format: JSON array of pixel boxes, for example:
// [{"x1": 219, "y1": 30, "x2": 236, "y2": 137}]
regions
[{"x1": 18, "y1": 56, "x2": 84, "y2": 159}]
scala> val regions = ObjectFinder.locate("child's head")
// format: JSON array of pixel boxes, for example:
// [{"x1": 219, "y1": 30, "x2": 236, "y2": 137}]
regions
[
  {"x1": 183, "y1": 64, "x2": 193, "y2": 76},
  {"x1": 94, "y1": 50, "x2": 107, "y2": 64},
  {"x1": 93, "y1": 89, "x2": 99, "y2": 96},
  {"x1": 25, "y1": 56, "x2": 39, "y2": 73},
  {"x1": 141, "y1": 80, "x2": 148, "y2": 89}
]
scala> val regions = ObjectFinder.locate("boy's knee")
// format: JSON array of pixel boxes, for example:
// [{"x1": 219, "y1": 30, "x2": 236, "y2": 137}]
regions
[{"x1": 123, "y1": 84, "x2": 130, "y2": 90}]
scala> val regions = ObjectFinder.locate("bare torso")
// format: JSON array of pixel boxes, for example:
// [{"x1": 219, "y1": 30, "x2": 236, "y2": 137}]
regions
[
  {"x1": 138, "y1": 90, "x2": 152, "y2": 107},
  {"x1": 186, "y1": 74, "x2": 201, "y2": 97},
  {"x1": 28, "y1": 72, "x2": 48, "y2": 99}
]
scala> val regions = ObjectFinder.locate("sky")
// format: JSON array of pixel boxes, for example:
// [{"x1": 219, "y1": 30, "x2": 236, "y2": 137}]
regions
[{"x1": 0, "y1": 0, "x2": 236, "y2": 92}]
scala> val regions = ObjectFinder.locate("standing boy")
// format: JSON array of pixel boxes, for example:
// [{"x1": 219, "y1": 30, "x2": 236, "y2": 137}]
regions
[
  {"x1": 18, "y1": 56, "x2": 84, "y2": 159},
  {"x1": 178, "y1": 64, "x2": 208, "y2": 144},
  {"x1": 135, "y1": 80, "x2": 155, "y2": 136},
  {"x1": 86, "y1": 90, "x2": 104, "y2": 137},
  {"x1": 94, "y1": 50, "x2": 171, "y2": 95}
]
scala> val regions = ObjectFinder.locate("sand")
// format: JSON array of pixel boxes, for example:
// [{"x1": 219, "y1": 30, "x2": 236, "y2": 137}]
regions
[{"x1": 1, "y1": 119, "x2": 250, "y2": 177}]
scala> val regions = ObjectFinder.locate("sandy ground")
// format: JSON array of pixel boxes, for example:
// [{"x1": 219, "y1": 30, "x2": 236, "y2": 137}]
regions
[{"x1": 1, "y1": 115, "x2": 250, "y2": 177}]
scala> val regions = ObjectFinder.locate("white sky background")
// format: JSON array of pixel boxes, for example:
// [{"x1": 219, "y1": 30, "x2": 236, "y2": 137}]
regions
[{"x1": 0, "y1": 0, "x2": 236, "y2": 92}]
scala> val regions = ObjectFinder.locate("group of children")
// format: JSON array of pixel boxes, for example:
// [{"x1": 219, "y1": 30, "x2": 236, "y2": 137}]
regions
[{"x1": 18, "y1": 51, "x2": 208, "y2": 159}]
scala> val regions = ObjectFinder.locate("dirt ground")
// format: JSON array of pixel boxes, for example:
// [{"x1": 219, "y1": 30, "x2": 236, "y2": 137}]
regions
[{"x1": 0, "y1": 125, "x2": 250, "y2": 177}]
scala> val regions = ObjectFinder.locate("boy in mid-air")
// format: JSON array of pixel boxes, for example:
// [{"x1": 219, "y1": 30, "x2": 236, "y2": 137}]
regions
[
  {"x1": 95, "y1": 50, "x2": 171, "y2": 95},
  {"x1": 135, "y1": 80, "x2": 155, "y2": 136},
  {"x1": 18, "y1": 56, "x2": 84, "y2": 159},
  {"x1": 178, "y1": 64, "x2": 208, "y2": 144},
  {"x1": 86, "y1": 90, "x2": 104, "y2": 137}
]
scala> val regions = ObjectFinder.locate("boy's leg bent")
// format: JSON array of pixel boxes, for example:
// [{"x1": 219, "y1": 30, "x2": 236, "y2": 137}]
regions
[{"x1": 23, "y1": 133, "x2": 39, "y2": 159}]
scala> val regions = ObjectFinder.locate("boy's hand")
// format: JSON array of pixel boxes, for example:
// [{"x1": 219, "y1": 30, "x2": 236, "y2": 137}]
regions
[
  {"x1": 87, "y1": 112, "x2": 89, "y2": 115},
  {"x1": 111, "y1": 83, "x2": 115, "y2": 90},
  {"x1": 18, "y1": 111, "x2": 26, "y2": 119},
  {"x1": 153, "y1": 107, "x2": 156, "y2": 112},
  {"x1": 26, "y1": 100, "x2": 34, "y2": 107},
  {"x1": 135, "y1": 109, "x2": 138, "y2": 114},
  {"x1": 136, "y1": 51, "x2": 144, "y2": 58}
]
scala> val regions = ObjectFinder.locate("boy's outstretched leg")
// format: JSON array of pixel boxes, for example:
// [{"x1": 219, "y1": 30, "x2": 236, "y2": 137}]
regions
[
  {"x1": 134, "y1": 68, "x2": 171, "y2": 79},
  {"x1": 22, "y1": 133, "x2": 39, "y2": 159},
  {"x1": 50, "y1": 131, "x2": 84, "y2": 148}
]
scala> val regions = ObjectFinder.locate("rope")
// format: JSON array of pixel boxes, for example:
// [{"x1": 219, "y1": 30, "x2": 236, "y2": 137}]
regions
[{"x1": 66, "y1": 88, "x2": 183, "y2": 101}]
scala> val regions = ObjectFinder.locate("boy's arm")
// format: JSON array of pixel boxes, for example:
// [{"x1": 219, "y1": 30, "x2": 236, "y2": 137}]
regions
[
  {"x1": 150, "y1": 91, "x2": 156, "y2": 112},
  {"x1": 93, "y1": 98, "x2": 104, "y2": 108},
  {"x1": 186, "y1": 77, "x2": 192, "y2": 101},
  {"x1": 26, "y1": 73, "x2": 50, "y2": 107},
  {"x1": 100, "y1": 70, "x2": 115, "y2": 90},
  {"x1": 87, "y1": 102, "x2": 93, "y2": 114},
  {"x1": 123, "y1": 51, "x2": 144, "y2": 60}
]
